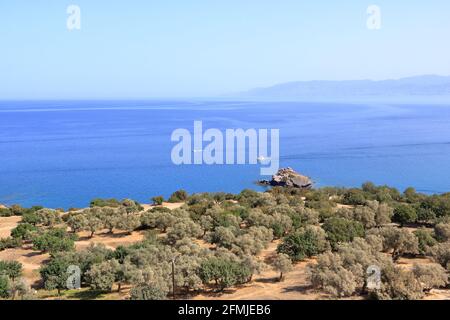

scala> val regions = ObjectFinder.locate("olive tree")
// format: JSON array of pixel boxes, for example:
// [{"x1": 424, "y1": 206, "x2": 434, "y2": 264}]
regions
[
  {"x1": 207, "y1": 226, "x2": 237, "y2": 249},
  {"x1": 353, "y1": 206, "x2": 376, "y2": 229},
  {"x1": 308, "y1": 235, "x2": 424, "y2": 299},
  {"x1": 71, "y1": 244, "x2": 114, "y2": 281},
  {"x1": 0, "y1": 276, "x2": 11, "y2": 298},
  {"x1": 416, "y1": 208, "x2": 436, "y2": 224},
  {"x1": 116, "y1": 212, "x2": 141, "y2": 235},
  {"x1": 241, "y1": 255, "x2": 266, "y2": 282},
  {"x1": 233, "y1": 227, "x2": 272, "y2": 256},
  {"x1": 66, "y1": 214, "x2": 87, "y2": 233},
  {"x1": 32, "y1": 228, "x2": 76, "y2": 253},
  {"x1": 39, "y1": 256, "x2": 71, "y2": 295},
  {"x1": 121, "y1": 199, "x2": 143, "y2": 214},
  {"x1": 366, "y1": 200, "x2": 393, "y2": 226},
  {"x1": 10, "y1": 223, "x2": 38, "y2": 241},
  {"x1": 308, "y1": 251, "x2": 358, "y2": 298},
  {"x1": 140, "y1": 210, "x2": 176, "y2": 232},
  {"x1": 413, "y1": 228, "x2": 437, "y2": 255},
  {"x1": 428, "y1": 242, "x2": 450, "y2": 270},
  {"x1": 0, "y1": 237, "x2": 22, "y2": 251},
  {"x1": 168, "y1": 190, "x2": 188, "y2": 203},
  {"x1": 10, "y1": 279, "x2": 34, "y2": 300},
  {"x1": 0, "y1": 260, "x2": 23, "y2": 281},
  {"x1": 151, "y1": 196, "x2": 164, "y2": 206},
  {"x1": 370, "y1": 227, "x2": 419, "y2": 261},
  {"x1": 130, "y1": 283, "x2": 168, "y2": 300},
  {"x1": 322, "y1": 217, "x2": 364, "y2": 249},
  {"x1": 278, "y1": 226, "x2": 329, "y2": 261},
  {"x1": 166, "y1": 219, "x2": 203, "y2": 244},
  {"x1": 413, "y1": 263, "x2": 448, "y2": 292},
  {"x1": 82, "y1": 208, "x2": 104, "y2": 237},
  {"x1": 21, "y1": 212, "x2": 41, "y2": 226},
  {"x1": 99, "y1": 207, "x2": 121, "y2": 233},
  {"x1": 373, "y1": 264, "x2": 424, "y2": 300},
  {"x1": 85, "y1": 260, "x2": 117, "y2": 292},
  {"x1": 393, "y1": 204, "x2": 417, "y2": 226},
  {"x1": 199, "y1": 257, "x2": 251, "y2": 291},
  {"x1": 434, "y1": 223, "x2": 450, "y2": 242},
  {"x1": 36, "y1": 209, "x2": 61, "y2": 227},
  {"x1": 199, "y1": 215, "x2": 214, "y2": 237},
  {"x1": 272, "y1": 253, "x2": 293, "y2": 281},
  {"x1": 171, "y1": 255, "x2": 204, "y2": 293}
]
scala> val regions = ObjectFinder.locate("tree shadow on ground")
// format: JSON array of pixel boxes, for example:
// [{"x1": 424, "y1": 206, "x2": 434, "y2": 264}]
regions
[
  {"x1": 282, "y1": 284, "x2": 313, "y2": 294},
  {"x1": 255, "y1": 277, "x2": 279, "y2": 284},
  {"x1": 67, "y1": 290, "x2": 106, "y2": 300},
  {"x1": 97, "y1": 232, "x2": 133, "y2": 238},
  {"x1": 23, "y1": 251, "x2": 44, "y2": 258}
]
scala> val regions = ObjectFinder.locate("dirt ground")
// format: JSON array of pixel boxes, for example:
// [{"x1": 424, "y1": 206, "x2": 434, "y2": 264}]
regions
[
  {"x1": 75, "y1": 229, "x2": 147, "y2": 250},
  {"x1": 395, "y1": 256, "x2": 450, "y2": 300},
  {"x1": 0, "y1": 216, "x2": 147, "y2": 288},
  {"x1": 141, "y1": 202, "x2": 184, "y2": 211},
  {"x1": 194, "y1": 241, "x2": 328, "y2": 300},
  {"x1": 1, "y1": 204, "x2": 449, "y2": 300},
  {"x1": 0, "y1": 245, "x2": 49, "y2": 288},
  {"x1": 0, "y1": 216, "x2": 21, "y2": 238},
  {"x1": 0, "y1": 203, "x2": 184, "y2": 290}
]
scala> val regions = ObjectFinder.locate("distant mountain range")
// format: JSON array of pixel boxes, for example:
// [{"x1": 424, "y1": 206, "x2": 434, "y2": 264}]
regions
[{"x1": 238, "y1": 75, "x2": 450, "y2": 100}]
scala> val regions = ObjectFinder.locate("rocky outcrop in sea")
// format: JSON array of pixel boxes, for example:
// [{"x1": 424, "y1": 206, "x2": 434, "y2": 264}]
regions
[{"x1": 258, "y1": 167, "x2": 313, "y2": 189}]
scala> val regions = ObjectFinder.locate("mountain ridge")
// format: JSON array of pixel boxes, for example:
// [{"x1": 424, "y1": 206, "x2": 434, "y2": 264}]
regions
[{"x1": 238, "y1": 75, "x2": 450, "y2": 100}]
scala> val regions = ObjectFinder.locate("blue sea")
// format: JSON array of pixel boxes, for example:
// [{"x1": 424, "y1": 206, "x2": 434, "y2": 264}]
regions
[{"x1": 1, "y1": 100, "x2": 450, "y2": 209}]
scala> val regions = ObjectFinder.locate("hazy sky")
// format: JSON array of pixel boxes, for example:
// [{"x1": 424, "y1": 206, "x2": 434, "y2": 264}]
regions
[{"x1": 1, "y1": 0, "x2": 450, "y2": 99}]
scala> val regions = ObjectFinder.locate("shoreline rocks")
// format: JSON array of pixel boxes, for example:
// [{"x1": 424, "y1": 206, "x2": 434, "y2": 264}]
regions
[{"x1": 258, "y1": 167, "x2": 313, "y2": 189}]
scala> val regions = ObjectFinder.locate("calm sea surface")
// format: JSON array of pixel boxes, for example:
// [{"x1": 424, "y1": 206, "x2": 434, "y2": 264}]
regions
[{"x1": 1, "y1": 100, "x2": 450, "y2": 208}]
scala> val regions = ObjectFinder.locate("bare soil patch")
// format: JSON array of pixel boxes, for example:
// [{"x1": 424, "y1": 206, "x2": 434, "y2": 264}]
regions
[
  {"x1": 75, "y1": 229, "x2": 146, "y2": 250},
  {"x1": 141, "y1": 202, "x2": 184, "y2": 211},
  {"x1": 0, "y1": 246, "x2": 49, "y2": 288},
  {"x1": 194, "y1": 241, "x2": 326, "y2": 300},
  {"x1": 0, "y1": 216, "x2": 21, "y2": 238}
]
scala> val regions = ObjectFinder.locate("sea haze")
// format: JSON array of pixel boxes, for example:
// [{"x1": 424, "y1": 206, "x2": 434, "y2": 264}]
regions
[
  {"x1": 238, "y1": 75, "x2": 450, "y2": 102},
  {"x1": 1, "y1": 100, "x2": 450, "y2": 209}
]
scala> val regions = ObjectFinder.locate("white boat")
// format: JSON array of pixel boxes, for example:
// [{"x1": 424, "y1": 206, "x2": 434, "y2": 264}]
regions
[{"x1": 257, "y1": 156, "x2": 270, "y2": 163}]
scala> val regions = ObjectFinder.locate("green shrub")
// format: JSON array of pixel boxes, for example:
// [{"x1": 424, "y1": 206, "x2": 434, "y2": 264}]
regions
[
  {"x1": 0, "y1": 276, "x2": 11, "y2": 298},
  {"x1": 130, "y1": 284, "x2": 168, "y2": 300},
  {"x1": 0, "y1": 237, "x2": 22, "y2": 251},
  {"x1": 277, "y1": 226, "x2": 328, "y2": 261},
  {"x1": 393, "y1": 204, "x2": 417, "y2": 226},
  {"x1": 32, "y1": 228, "x2": 77, "y2": 253},
  {"x1": 168, "y1": 190, "x2": 188, "y2": 203},
  {"x1": 21, "y1": 212, "x2": 41, "y2": 225},
  {"x1": 11, "y1": 223, "x2": 38, "y2": 241},
  {"x1": 39, "y1": 256, "x2": 71, "y2": 295},
  {"x1": 0, "y1": 208, "x2": 12, "y2": 217},
  {"x1": 342, "y1": 189, "x2": 367, "y2": 205},
  {"x1": 199, "y1": 258, "x2": 251, "y2": 291},
  {"x1": 420, "y1": 195, "x2": 450, "y2": 218},
  {"x1": 151, "y1": 196, "x2": 164, "y2": 206},
  {"x1": 414, "y1": 229, "x2": 437, "y2": 255},
  {"x1": 0, "y1": 260, "x2": 23, "y2": 281},
  {"x1": 90, "y1": 198, "x2": 121, "y2": 208},
  {"x1": 434, "y1": 223, "x2": 450, "y2": 242},
  {"x1": 323, "y1": 217, "x2": 364, "y2": 249}
]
